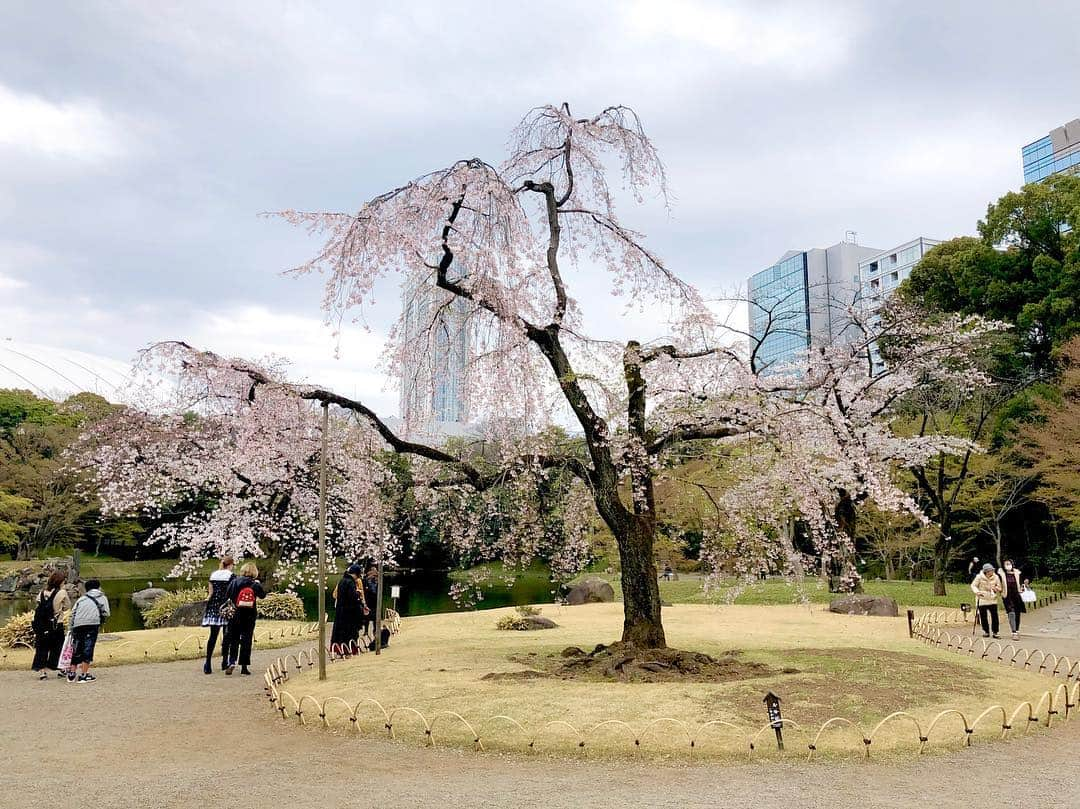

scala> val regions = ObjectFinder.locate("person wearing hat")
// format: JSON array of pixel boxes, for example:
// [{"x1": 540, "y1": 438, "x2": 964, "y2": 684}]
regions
[
  {"x1": 970, "y1": 562, "x2": 1003, "y2": 638},
  {"x1": 330, "y1": 564, "x2": 367, "y2": 656}
]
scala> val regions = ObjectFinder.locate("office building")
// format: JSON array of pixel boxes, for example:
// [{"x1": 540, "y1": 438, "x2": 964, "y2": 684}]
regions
[
  {"x1": 1022, "y1": 118, "x2": 1080, "y2": 183},
  {"x1": 857, "y1": 236, "x2": 941, "y2": 372},
  {"x1": 399, "y1": 273, "x2": 470, "y2": 436},
  {"x1": 747, "y1": 240, "x2": 881, "y2": 370}
]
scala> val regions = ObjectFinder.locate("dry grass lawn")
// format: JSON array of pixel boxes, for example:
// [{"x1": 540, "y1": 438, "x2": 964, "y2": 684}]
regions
[
  {"x1": 1, "y1": 621, "x2": 316, "y2": 671},
  {"x1": 278, "y1": 603, "x2": 1060, "y2": 761}
]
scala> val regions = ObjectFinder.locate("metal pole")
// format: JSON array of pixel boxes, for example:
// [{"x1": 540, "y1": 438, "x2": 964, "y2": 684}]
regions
[
  {"x1": 375, "y1": 554, "x2": 385, "y2": 655},
  {"x1": 317, "y1": 402, "x2": 329, "y2": 681}
]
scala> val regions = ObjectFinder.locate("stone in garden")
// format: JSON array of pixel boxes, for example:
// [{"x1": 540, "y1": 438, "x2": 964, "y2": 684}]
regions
[
  {"x1": 564, "y1": 577, "x2": 615, "y2": 606},
  {"x1": 164, "y1": 601, "x2": 208, "y2": 627},
  {"x1": 132, "y1": 587, "x2": 170, "y2": 610},
  {"x1": 0, "y1": 576, "x2": 16, "y2": 594},
  {"x1": 828, "y1": 594, "x2": 899, "y2": 617},
  {"x1": 516, "y1": 615, "x2": 557, "y2": 630}
]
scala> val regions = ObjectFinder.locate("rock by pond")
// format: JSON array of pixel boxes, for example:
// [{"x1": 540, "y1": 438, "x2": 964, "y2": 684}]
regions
[{"x1": 828, "y1": 594, "x2": 899, "y2": 617}]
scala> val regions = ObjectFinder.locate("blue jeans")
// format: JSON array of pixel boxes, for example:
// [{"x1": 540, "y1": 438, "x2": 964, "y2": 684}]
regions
[{"x1": 70, "y1": 626, "x2": 99, "y2": 666}]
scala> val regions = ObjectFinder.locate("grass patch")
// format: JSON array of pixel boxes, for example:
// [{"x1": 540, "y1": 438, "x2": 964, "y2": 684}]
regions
[
  {"x1": 570, "y1": 574, "x2": 1063, "y2": 610},
  {"x1": 0, "y1": 556, "x2": 216, "y2": 581},
  {"x1": 283, "y1": 603, "x2": 1054, "y2": 760},
  {"x1": 0, "y1": 620, "x2": 314, "y2": 670}
]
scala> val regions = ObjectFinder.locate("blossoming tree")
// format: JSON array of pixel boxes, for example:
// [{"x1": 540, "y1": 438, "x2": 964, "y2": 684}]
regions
[
  {"x1": 78, "y1": 349, "x2": 394, "y2": 587},
  {"x1": 84, "y1": 104, "x2": 1000, "y2": 649}
]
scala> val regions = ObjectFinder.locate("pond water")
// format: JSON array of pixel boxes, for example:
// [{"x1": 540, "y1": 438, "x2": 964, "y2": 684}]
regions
[{"x1": 1, "y1": 570, "x2": 558, "y2": 632}]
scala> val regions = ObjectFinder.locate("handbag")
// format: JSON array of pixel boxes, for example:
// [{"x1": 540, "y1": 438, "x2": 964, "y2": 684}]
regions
[
  {"x1": 58, "y1": 632, "x2": 74, "y2": 672},
  {"x1": 219, "y1": 599, "x2": 237, "y2": 621},
  {"x1": 1020, "y1": 587, "x2": 1037, "y2": 604}
]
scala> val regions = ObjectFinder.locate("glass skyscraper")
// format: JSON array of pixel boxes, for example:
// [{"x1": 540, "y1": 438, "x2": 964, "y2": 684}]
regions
[
  {"x1": 747, "y1": 241, "x2": 881, "y2": 370},
  {"x1": 399, "y1": 274, "x2": 470, "y2": 432},
  {"x1": 748, "y1": 252, "x2": 810, "y2": 369},
  {"x1": 1022, "y1": 118, "x2": 1080, "y2": 183}
]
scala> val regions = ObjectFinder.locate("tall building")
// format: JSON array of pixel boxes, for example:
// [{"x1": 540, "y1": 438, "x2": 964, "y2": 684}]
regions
[
  {"x1": 856, "y1": 237, "x2": 941, "y2": 372},
  {"x1": 1022, "y1": 118, "x2": 1080, "y2": 183},
  {"x1": 399, "y1": 273, "x2": 470, "y2": 435},
  {"x1": 747, "y1": 240, "x2": 881, "y2": 370}
]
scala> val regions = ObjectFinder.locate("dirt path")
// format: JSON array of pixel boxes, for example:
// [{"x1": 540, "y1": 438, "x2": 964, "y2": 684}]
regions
[
  {"x1": 1023, "y1": 595, "x2": 1080, "y2": 659},
  {"x1": 2, "y1": 642, "x2": 1078, "y2": 809}
]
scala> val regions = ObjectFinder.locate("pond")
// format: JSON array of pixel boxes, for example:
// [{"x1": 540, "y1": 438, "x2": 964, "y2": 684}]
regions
[{"x1": 0, "y1": 570, "x2": 559, "y2": 632}]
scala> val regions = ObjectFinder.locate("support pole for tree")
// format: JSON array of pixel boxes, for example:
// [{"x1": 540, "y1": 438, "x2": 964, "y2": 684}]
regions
[
  {"x1": 374, "y1": 552, "x2": 384, "y2": 655},
  {"x1": 317, "y1": 402, "x2": 329, "y2": 681}
]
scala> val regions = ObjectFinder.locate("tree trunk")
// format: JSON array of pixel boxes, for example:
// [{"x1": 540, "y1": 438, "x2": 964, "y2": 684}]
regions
[
  {"x1": 884, "y1": 555, "x2": 895, "y2": 580},
  {"x1": 932, "y1": 533, "x2": 949, "y2": 596},
  {"x1": 614, "y1": 517, "x2": 666, "y2": 648}
]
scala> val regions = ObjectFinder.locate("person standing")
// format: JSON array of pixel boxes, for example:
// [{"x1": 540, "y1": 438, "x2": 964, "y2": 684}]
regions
[
  {"x1": 361, "y1": 566, "x2": 378, "y2": 640},
  {"x1": 970, "y1": 563, "x2": 1003, "y2": 639},
  {"x1": 330, "y1": 564, "x2": 364, "y2": 656},
  {"x1": 31, "y1": 571, "x2": 70, "y2": 680},
  {"x1": 223, "y1": 563, "x2": 266, "y2": 676},
  {"x1": 201, "y1": 556, "x2": 236, "y2": 674},
  {"x1": 68, "y1": 579, "x2": 110, "y2": 683},
  {"x1": 967, "y1": 556, "x2": 981, "y2": 578},
  {"x1": 998, "y1": 560, "x2": 1027, "y2": 641}
]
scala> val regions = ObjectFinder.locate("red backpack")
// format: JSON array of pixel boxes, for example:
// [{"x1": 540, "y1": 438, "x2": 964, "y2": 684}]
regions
[{"x1": 236, "y1": 585, "x2": 256, "y2": 609}]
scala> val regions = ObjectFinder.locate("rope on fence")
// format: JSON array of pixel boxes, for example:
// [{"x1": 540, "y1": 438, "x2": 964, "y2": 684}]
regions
[
  {"x1": 252, "y1": 603, "x2": 1079, "y2": 762},
  {"x1": 259, "y1": 645, "x2": 1080, "y2": 762}
]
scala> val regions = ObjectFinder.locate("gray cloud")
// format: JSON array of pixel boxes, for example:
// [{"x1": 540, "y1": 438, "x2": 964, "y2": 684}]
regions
[{"x1": 2, "y1": 0, "x2": 1079, "y2": 413}]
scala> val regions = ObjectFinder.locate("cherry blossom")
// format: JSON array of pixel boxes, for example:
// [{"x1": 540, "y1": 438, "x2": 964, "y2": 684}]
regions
[{"x1": 80, "y1": 104, "x2": 1004, "y2": 648}]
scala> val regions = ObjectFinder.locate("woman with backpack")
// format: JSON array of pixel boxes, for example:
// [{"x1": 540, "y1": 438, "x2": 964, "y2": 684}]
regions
[
  {"x1": 201, "y1": 555, "x2": 235, "y2": 674},
  {"x1": 222, "y1": 562, "x2": 266, "y2": 676},
  {"x1": 31, "y1": 571, "x2": 70, "y2": 680}
]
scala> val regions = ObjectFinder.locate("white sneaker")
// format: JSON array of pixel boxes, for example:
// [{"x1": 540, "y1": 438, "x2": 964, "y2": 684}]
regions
[{"x1": 1012, "y1": 632, "x2": 1019, "y2": 640}]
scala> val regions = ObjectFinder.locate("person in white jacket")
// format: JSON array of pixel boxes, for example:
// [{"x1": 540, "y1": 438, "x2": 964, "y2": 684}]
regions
[
  {"x1": 970, "y1": 564, "x2": 1003, "y2": 639},
  {"x1": 68, "y1": 579, "x2": 111, "y2": 683}
]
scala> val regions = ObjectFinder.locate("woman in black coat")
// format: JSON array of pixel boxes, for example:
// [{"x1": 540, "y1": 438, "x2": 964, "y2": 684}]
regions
[{"x1": 330, "y1": 564, "x2": 366, "y2": 656}]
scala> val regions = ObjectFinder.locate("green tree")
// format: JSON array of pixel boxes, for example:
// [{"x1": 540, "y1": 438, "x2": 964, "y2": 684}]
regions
[
  {"x1": 0, "y1": 491, "x2": 32, "y2": 555},
  {"x1": 1021, "y1": 337, "x2": 1080, "y2": 535},
  {"x1": 0, "y1": 389, "x2": 136, "y2": 559},
  {"x1": 904, "y1": 174, "x2": 1080, "y2": 370}
]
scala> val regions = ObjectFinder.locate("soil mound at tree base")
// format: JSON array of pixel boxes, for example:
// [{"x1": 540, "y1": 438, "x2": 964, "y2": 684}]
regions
[{"x1": 551, "y1": 642, "x2": 785, "y2": 683}]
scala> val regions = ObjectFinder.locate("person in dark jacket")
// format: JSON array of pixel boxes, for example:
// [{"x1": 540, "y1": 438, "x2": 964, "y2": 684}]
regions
[
  {"x1": 998, "y1": 559, "x2": 1027, "y2": 641},
  {"x1": 223, "y1": 563, "x2": 266, "y2": 676},
  {"x1": 330, "y1": 564, "x2": 366, "y2": 656},
  {"x1": 201, "y1": 556, "x2": 235, "y2": 674},
  {"x1": 361, "y1": 566, "x2": 379, "y2": 639}
]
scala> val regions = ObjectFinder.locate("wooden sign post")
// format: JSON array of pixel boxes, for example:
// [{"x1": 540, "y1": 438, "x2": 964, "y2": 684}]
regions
[{"x1": 764, "y1": 691, "x2": 783, "y2": 751}]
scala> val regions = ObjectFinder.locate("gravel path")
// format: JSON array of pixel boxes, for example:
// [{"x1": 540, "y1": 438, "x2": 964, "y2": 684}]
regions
[{"x1": 2, "y1": 642, "x2": 1078, "y2": 809}]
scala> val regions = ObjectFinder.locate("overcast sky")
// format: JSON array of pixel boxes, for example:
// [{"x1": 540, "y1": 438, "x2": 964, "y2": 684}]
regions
[{"x1": 2, "y1": 0, "x2": 1079, "y2": 415}]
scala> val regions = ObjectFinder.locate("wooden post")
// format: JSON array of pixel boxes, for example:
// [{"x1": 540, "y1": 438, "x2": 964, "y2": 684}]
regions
[
  {"x1": 764, "y1": 692, "x2": 783, "y2": 751},
  {"x1": 906, "y1": 609, "x2": 915, "y2": 638},
  {"x1": 375, "y1": 554, "x2": 385, "y2": 655},
  {"x1": 317, "y1": 402, "x2": 328, "y2": 681}
]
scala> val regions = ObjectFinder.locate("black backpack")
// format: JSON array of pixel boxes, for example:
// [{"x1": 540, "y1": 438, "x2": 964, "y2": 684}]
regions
[{"x1": 32, "y1": 590, "x2": 60, "y2": 634}]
